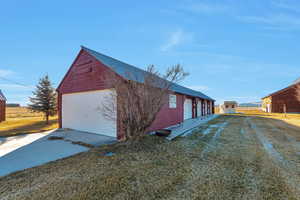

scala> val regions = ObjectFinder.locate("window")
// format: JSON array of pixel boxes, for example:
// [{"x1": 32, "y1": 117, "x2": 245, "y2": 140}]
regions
[
  {"x1": 232, "y1": 105, "x2": 235, "y2": 108},
  {"x1": 169, "y1": 94, "x2": 177, "y2": 108},
  {"x1": 226, "y1": 105, "x2": 229, "y2": 108}
]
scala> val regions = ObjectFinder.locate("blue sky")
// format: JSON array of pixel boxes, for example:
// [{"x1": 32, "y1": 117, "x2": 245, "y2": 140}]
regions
[{"x1": 1, "y1": 0, "x2": 300, "y2": 105}]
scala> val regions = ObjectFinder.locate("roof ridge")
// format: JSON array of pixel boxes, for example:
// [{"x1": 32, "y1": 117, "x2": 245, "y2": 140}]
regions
[
  {"x1": 81, "y1": 46, "x2": 144, "y2": 73},
  {"x1": 262, "y1": 81, "x2": 300, "y2": 99}
]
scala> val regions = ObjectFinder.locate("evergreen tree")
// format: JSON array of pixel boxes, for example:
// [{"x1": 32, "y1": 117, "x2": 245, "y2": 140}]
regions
[{"x1": 28, "y1": 75, "x2": 57, "y2": 124}]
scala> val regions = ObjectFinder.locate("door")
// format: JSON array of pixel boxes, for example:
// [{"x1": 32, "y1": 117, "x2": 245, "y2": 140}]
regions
[
  {"x1": 267, "y1": 104, "x2": 271, "y2": 113},
  {"x1": 197, "y1": 100, "x2": 202, "y2": 117},
  {"x1": 184, "y1": 98, "x2": 193, "y2": 120},
  {"x1": 62, "y1": 89, "x2": 117, "y2": 137}
]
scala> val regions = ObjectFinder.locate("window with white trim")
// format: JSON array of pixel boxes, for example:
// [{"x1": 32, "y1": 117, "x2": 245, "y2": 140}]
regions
[{"x1": 169, "y1": 94, "x2": 177, "y2": 108}]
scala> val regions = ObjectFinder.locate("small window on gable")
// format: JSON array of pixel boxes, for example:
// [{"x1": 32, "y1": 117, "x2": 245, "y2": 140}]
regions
[{"x1": 169, "y1": 94, "x2": 177, "y2": 108}]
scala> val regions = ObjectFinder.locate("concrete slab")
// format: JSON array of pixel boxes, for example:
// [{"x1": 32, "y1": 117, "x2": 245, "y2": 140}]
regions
[
  {"x1": 50, "y1": 129, "x2": 117, "y2": 146},
  {"x1": 0, "y1": 129, "x2": 117, "y2": 177}
]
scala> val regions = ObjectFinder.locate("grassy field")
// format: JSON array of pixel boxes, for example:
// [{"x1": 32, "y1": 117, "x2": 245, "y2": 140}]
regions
[
  {"x1": 0, "y1": 107, "x2": 58, "y2": 137},
  {"x1": 216, "y1": 106, "x2": 300, "y2": 128},
  {"x1": 0, "y1": 112, "x2": 299, "y2": 200},
  {"x1": 235, "y1": 107, "x2": 300, "y2": 128}
]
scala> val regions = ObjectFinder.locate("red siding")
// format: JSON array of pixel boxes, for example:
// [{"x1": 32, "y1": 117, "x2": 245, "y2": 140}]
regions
[
  {"x1": 57, "y1": 50, "x2": 114, "y2": 94},
  {"x1": 0, "y1": 100, "x2": 5, "y2": 122},
  {"x1": 192, "y1": 97, "x2": 196, "y2": 118},
  {"x1": 271, "y1": 84, "x2": 300, "y2": 113},
  {"x1": 148, "y1": 94, "x2": 184, "y2": 131}
]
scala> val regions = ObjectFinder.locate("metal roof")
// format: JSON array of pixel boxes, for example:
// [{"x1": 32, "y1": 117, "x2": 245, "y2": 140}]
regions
[
  {"x1": 262, "y1": 78, "x2": 300, "y2": 99},
  {"x1": 0, "y1": 90, "x2": 6, "y2": 101},
  {"x1": 82, "y1": 46, "x2": 214, "y2": 101},
  {"x1": 294, "y1": 77, "x2": 300, "y2": 84}
]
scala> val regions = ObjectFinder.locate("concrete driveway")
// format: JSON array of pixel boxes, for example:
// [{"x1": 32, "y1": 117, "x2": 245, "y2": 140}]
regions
[{"x1": 0, "y1": 129, "x2": 116, "y2": 177}]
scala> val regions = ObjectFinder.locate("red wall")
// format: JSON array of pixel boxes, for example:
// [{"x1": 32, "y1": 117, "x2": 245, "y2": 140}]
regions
[
  {"x1": 0, "y1": 100, "x2": 5, "y2": 122},
  {"x1": 57, "y1": 50, "x2": 113, "y2": 94},
  {"x1": 271, "y1": 84, "x2": 300, "y2": 113},
  {"x1": 148, "y1": 94, "x2": 184, "y2": 131}
]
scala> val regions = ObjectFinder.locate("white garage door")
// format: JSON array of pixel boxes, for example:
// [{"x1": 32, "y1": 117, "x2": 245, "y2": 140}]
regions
[
  {"x1": 197, "y1": 101, "x2": 202, "y2": 117},
  {"x1": 62, "y1": 89, "x2": 117, "y2": 137},
  {"x1": 184, "y1": 99, "x2": 193, "y2": 120}
]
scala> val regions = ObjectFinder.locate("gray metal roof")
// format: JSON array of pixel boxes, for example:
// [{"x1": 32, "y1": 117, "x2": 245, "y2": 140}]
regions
[
  {"x1": 0, "y1": 90, "x2": 6, "y2": 101},
  {"x1": 82, "y1": 46, "x2": 214, "y2": 101},
  {"x1": 263, "y1": 77, "x2": 300, "y2": 99},
  {"x1": 294, "y1": 77, "x2": 300, "y2": 84}
]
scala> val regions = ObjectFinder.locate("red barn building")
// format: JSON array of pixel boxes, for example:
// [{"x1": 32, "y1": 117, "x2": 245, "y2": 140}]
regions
[
  {"x1": 262, "y1": 79, "x2": 300, "y2": 113},
  {"x1": 57, "y1": 46, "x2": 215, "y2": 140},
  {"x1": 0, "y1": 90, "x2": 6, "y2": 122}
]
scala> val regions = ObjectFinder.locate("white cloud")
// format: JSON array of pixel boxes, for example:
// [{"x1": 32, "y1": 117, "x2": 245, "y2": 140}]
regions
[
  {"x1": 0, "y1": 69, "x2": 14, "y2": 77},
  {"x1": 186, "y1": 85, "x2": 210, "y2": 91},
  {"x1": 182, "y1": 2, "x2": 230, "y2": 14},
  {"x1": 272, "y1": 0, "x2": 300, "y2": 12},
  {"x1": 0, "y1": 84, "x2": 34, "y2": 91},
  {"x1": 160, "y1": 29, "x2": 193, "y2": 52},
  {"x1": 239, "y1": 13, "x2": 300, "y2": 30}
]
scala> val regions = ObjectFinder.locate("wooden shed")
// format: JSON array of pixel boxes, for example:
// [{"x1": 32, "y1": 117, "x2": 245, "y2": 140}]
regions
[
  {"x1": 262, "y1": 79, "x2": 300, "y2": 113},
  {"x1": 0, "y1": 90, "x2": 6, "y2": 122},
  {"x1": 57, "y1": 46, "x2": 215, "y2": 140}
]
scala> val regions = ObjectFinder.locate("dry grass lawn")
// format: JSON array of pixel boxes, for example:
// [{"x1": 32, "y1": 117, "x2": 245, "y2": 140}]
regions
[
  {"x1": 236, "y1": 107, "x2": 300, "y2": 128},
  {"x1": 0, "y1": 112, "x2": 299, "y2": 200},
  {"x1": 0, "y1": 107, "x2": 58, "y2": 137}
]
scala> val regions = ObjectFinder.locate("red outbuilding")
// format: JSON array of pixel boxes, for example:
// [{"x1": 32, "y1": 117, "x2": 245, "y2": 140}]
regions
[
  {"x1": 57, "y1": 46, "x2": 215, "y2": 140},
  {"x1": 0, "y1": 90, "x2": 6, "y2": 122},
  {"x1": 262, "y1": 78, "x2": 300, "y2": 113}
]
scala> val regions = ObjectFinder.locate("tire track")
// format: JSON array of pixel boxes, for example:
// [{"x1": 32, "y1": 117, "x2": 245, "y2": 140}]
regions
[
  {"x1": 246, "y1": 118, "x2": 286, "y2": 165},
  {"x1": 246, "y1": 117, "x2": 300, "y2": 197},
  {"x1": 200, "y1": 121, "x2": 228, "y2": 157}
]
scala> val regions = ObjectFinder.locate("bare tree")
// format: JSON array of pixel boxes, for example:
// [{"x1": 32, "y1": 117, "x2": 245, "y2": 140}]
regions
[{"x1": 101, "y1": 64, "x2": 188, "y2": 141}]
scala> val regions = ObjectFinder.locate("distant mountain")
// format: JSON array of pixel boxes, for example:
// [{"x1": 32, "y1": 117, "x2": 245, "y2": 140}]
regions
[
  {"x1": 6, "y1": 103, "x2": 21, "y2": 107},
  {"x1": 239, "y1": 102, "x2": 262, "y2": 107}
]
